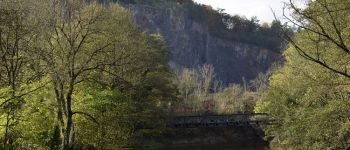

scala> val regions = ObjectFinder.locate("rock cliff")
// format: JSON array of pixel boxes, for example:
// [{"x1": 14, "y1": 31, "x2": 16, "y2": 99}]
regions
[{"x1": 124, "y1": 4, "x2": 281, "y2": 84}]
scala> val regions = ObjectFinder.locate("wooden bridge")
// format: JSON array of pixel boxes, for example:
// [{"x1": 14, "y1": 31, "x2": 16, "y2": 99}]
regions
[{"x1": 167, "y1": 113, "x2": 274, "y2": 128}]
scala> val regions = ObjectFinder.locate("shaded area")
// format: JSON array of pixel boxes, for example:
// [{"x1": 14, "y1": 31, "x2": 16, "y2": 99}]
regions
[{"x1": 147, "y1": 126, "x2": 269, "y2": 150}]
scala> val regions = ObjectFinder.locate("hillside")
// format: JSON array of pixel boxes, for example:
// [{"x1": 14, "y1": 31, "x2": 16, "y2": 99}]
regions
[{"x1": 119, "y1": 0, "x2": 287, "y2": 84}]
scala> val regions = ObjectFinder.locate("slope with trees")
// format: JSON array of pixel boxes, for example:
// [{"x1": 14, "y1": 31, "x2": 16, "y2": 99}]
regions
[
  {"x1": 0, "y1": 0, "x2": 177, "y2": 149},
  {"x1": 119, "y1": 0, "x2": 291, "y2": 52},
  {"x1": 255, "y1": 0, "x2": 350, "y2": 149}
]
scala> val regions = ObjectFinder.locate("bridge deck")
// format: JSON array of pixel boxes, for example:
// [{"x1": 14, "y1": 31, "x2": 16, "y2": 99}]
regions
[{"x1": 167, "y1": 113, "x2": 274, "y2": 128}]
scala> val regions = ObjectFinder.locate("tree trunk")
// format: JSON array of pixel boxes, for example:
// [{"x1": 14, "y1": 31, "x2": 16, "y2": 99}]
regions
[
  {"x1": 51, "y1": 125, "x2": 61, "y2": 150},
  {"x1": 63, "y1": 81, "x2": 76, "y2": 150},
  {"x1": 3, "y1": 106, "x2": 11, "y2": 150},
  {"x1": 63, "y1": 113, "x2": 75, "y2": 150}
]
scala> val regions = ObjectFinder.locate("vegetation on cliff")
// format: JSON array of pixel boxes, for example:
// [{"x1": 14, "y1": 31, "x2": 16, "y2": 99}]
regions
[{"x1": 118, "y1": 0, "x2": 292, "y2": 52}]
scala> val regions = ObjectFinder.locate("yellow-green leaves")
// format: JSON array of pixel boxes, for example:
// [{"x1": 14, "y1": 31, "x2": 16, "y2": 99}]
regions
[{"x1": 255, "y1": 0, "x2": 350, "y2": 149}]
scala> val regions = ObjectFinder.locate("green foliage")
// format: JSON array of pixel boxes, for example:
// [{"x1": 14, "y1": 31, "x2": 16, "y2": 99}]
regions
[
  {"x1": 214, "y1": 84, "x2": 259, "y2": 114},
  {"x1": 0, "y1": 0, "x2": 178, "y2": 149},
  {"x1": 174, "y1": 65, "x2": 261, "y2": 115},
  {"x1": 0, "y1": 77, "x2": 55, "y2": 149},
  {"x1": 73, "y1": 84, "x2": 133, "y2": 149},
  {"x1": 208, "y1": 14, "x2": 290, "y2": 52},
  {"x1": 255, "y1": 1, "x2": 350, "y2": 148},
  {"x1": 255, "y1": 58, "x2": 350, "y2": 149},
  {"x1": 214, "y1": 84, "x2": 243, "y2": 114},
  {"x1": 174, "y1": 64, "x2": 217, "y2": 114}
]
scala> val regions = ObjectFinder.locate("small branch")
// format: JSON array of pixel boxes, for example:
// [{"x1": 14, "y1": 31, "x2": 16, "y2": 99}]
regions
[
  {"x1": 0, "y1": 81, "x2": 51, "y2": 107},
  {"x1": 73, "y1": 111, "x2": 99, "y2": 125}
]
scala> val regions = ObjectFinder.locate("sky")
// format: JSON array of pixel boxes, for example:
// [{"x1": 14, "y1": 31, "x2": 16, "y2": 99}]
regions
[{"x1": 192, "y1": 0, "x2": 291, "y2": 23}]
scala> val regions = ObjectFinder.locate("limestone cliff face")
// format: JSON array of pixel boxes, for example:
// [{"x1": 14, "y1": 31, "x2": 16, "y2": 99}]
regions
[{"x1": 125, "y1": 4, "x2": 280, "y2": 84}]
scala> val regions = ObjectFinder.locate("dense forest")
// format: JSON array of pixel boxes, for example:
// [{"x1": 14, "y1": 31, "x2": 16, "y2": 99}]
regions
[
  {"x1": 0, "y1": 0, "x2": 178, "y2": 149},
  {"x1": 0, "y1": 0, "x2": 349, "y2": 149}
]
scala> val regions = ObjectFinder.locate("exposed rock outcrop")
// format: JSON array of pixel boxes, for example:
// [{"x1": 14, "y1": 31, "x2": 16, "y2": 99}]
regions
[{"x1": 124, "y1": 4, "x2": 280, "y2": 84}]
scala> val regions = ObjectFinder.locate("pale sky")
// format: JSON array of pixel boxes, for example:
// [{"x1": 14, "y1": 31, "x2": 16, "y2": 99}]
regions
[{"x1": 193, "y1": 0, "x2": 292, "y2": 23}]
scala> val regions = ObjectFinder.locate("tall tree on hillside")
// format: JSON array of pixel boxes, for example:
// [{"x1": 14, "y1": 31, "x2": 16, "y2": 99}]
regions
[
  {"x1": 0, "y1": 0, "x2": 177, "y2": 149},
  {"x1": 33, "y1": 1, "x2": 141, "y2": 149}
]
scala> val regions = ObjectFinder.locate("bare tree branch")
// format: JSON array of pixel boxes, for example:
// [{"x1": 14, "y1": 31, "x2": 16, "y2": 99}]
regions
[
  {"x1": 72, "y1": 111, "x2": 99, "y2": 125},
  {"x1": 0, "y1": 81, "x2": 50, "y2": 107}
]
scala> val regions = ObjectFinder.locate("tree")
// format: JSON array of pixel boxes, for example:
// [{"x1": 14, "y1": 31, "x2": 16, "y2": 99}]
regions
[
  {"x1": 33, "y1": 1, "x2": 146, "y2": 149},
  {"x1": 0, "y1": 0, "x2": 47, "y2": 148},
  {"x1": 73, "y1": 84, "x2": 133, "y2": 149},
  {"x1": 255, "y1": 0, "x2": 350, "y2": 149},
  {"x1": 175, "y1": 64, "x2": 216, "y2": 113},
  {"x1": 281, "y1": 0, "x2": 350, "y2": 79},
  {"x1": 255, "y1": 42, "x2": 350, "y2": 149},
  {"x1": 213, "y1": 84, "x2": 243, "y2": 114},
  {"x1": 255, "y1": 1, "x2": 350, "y2": 148},
  {"x1": 0, "y1": 0, "x2": 178, "y2": 149}
]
